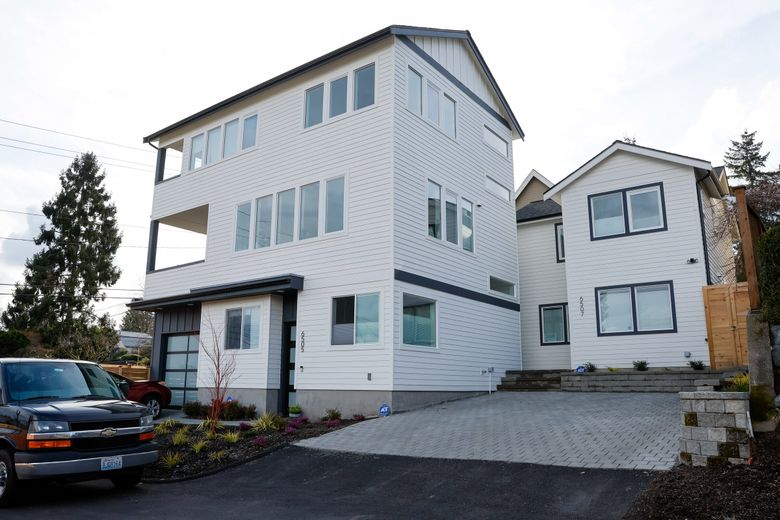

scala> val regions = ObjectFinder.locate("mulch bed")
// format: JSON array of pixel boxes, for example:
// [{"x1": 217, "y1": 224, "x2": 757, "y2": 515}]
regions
[
  {"x1": 624, "y1": 430, "x2": 780, "y2": 520},
  {"x1": 143, "y1": 417, "x2": 359, "y2": 481}
]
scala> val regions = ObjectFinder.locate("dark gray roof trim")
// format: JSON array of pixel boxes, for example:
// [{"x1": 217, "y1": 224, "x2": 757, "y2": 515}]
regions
[
  {"x1": 516, "y1": 199, "x2": 562, "y2": 223},
  {"x1": 144, "y1": 25, "x2": 523, "y2": 143},
  {"x1": 128, "y1": 274, "x2": 303, "y2": 310}
]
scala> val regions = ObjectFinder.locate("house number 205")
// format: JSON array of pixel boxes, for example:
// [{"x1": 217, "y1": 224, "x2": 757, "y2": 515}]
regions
[
  {"x1": 300, "y1": 330, "x2": 305, "y2": 352},
  {"x1": 579, "y1": 297, "x2": 584, "y2": 317}
]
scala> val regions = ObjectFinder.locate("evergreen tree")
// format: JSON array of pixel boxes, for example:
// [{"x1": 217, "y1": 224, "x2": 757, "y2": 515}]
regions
[
  {"x1": 120, "y1": 309, "x2": 154, "y2": 335},
  {"x1": 723, "y1": 130, "x2": 770, "y2": 186},
  {"x1": 1, "y1": 153, "x2": 122, "y2": 348}
]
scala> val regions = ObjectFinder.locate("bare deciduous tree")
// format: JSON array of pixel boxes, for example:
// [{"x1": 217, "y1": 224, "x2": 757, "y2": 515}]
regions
[{"x1": 200, "y1": 313, "x2": 237, "y2": 432}]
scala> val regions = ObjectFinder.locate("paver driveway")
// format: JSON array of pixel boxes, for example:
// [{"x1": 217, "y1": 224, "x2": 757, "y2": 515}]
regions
[{"x1": 298, "y1": 392, "x2": 680, "y2": 470}]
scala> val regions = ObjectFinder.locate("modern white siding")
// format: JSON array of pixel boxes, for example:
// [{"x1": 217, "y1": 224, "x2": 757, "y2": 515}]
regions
[
  {"x1": 560, "y1": 151, "x2": 710, "y2": 368},
  {"x1": 700, "y1": 186, "x2": 736, "y2": 284},
  {"x1": 392, "y1": 37, "x2": 521, "y2": 390},
  {"x1": 517, "y1": 218, "x2": 570, "y2": 369}
]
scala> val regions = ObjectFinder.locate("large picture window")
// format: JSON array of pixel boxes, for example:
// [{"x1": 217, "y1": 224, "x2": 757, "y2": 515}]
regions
[
  {"x1": 540, "y1": 304, "x2": 569, "y2": 345},
  {"x1": 596, "y1": 281, "x2": 676, "y2": 336},
  {"x1": 225, "y1": 306, "x2": 261, "y2": 349},
  {"x1": 331, "y1": 293, "x2": 380, "y2": 345},
  {"x1": 402, "y1": 294, "x2": 436, "y2": 348},
  {"x1": 589, "y1": 183, "x2": 666, "y2": 240}
]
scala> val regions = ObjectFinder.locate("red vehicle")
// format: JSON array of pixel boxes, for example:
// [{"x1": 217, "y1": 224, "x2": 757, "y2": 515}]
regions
[{"x1": 108, "y1": 372, "x2": 171, "y2": 419}]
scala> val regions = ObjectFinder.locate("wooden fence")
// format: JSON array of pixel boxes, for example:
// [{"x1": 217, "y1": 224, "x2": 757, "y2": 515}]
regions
[
  {"x1": 101, "y1": 364, "x2": 150, "y2": 381},
  {"x1": 702, "y1": 283, "x2": 750, "y2": 370}
]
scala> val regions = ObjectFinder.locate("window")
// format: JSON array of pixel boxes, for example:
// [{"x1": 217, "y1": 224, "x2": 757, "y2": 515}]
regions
[
  {"x1": 205, "y1": 126, "x2": 221, "y2": 165},
  {"x1": 325, "y1": 177, "x2": 345, "y2": 233},
  {"x1": 489, "y1": 276, "x2": 515, "y2": 296},
  {"x1": 225, "y1": 306, "x2": 261, "y2": 349},
  {"x1": 234, "y1": 202, "x2": 251, "y2": 251},
  {"x1": 353, "y1": 63, "x2": 375, "y2": 110},
  {"x1": 426, "y1": 83, "x2": 439, "y2": 124},
  {"x1": 254, "y1": 195, "x2": 273, "y2": 248},
  {"x1": 331, "y1": 293, "x2": 380, "y2": 345},
  {"x1": 555, "y1": 223, "x2": 565, "y2": 262},
  {"x1": 189, "y1": 134, "x2": 204, "y2": 170},
  {"x1": 442, "y1": 94, "x2": 456, "y2": 138},
  {"x1": 445, "y1": 192, "x2": 458, "y2": 244},
  {"x1": 589, "y1": 183, "x2": 666, "y2": 240},
  {"x1": 299, "y1": 182, "x2": 320, "y2": 240},
  {"x1": 596, "y1": 281, "x2": 676, "y2": 336},
  {"x1": 427, "y1": 180, "x2": 441, "y2": 239},
  {"x1": 329, "y1": 76, "x2": 348, "y2": 118},
  {"x1": 407, "y1": 67, "x2": 422, "y2": 115},
  {"x1": 242, "y1": 115, "x2": 257, "y2": 149},
  {"x1": 462, "y1": 199, "x2": 474, "y2": 252},
  {"x1": 276, "y1": 188, "x2": 295, "y2": 244},
  {"x1": 484, "y1": 126, "x2": 508, "y2": 157},
  {"x1": 223, "y1": 119, "x2": 239, "y2": 158},
  {"x1": 540, "y1": 304, "x2": 569, "y2": 345},
  {"x1": 485, "y1": 176, "x2": 511, "y2": 201},
  {"x1": 403, "y1": 294, "x2": 436, "y2": 347},
  {"x1": 305, "y1": 84, "x2": 324, "y2": 128}
]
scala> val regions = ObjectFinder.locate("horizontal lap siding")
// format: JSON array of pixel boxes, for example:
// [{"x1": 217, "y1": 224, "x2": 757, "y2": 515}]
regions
[
  {"x1": 561, "y1": 152, "x2": 709, "y2": 368},
  {"x1": 392, "y1": 39, "x2": 521, "y2": 390},
  {"x1": 517, "y1": 219, "x2": 570, "y2": 369}
]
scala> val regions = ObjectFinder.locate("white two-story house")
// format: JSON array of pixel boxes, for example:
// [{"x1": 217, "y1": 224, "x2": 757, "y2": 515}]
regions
[
  {"x1": 516, "y1": 141, "x2": 734, "y2": 370},
  {"x1": 129, "y1": 25, "x2": 524, "y2": 418}
]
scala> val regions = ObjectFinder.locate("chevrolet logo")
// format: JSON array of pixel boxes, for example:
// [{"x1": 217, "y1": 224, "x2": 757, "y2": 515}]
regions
[{"x1": 99, "y1": 428, "x2": 118, "y2": 438}]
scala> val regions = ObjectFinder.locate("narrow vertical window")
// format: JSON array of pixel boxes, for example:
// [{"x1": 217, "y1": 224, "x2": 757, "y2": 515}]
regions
[
  {"x1": 407, "y1": 68, "x2": 422, "y2": 115},
  {"x1": 555, "y1": 223, "x2": 565, "y2": 262},
  {"x1": 189, "y1": 134, "x2": 204, "y2": 170},
  {"x1": 241, "y1": 306, "x2": 260, "y2": 349},
  {"x1": 299, "y1": 182, "x2": 320, "y2": 240},
  {"x1": 254, "y1": 195, "x2": 273, "y2": 249},
  {"x1": 427, "y1": 181, "x2": 441, "y2": 239},
  {"x1": 305, "y1": 84, "x2": 324, "y2": 128},
  {"x1": 225, "y1": 309, "x2": 243, "y2": 349},
  {"x1": 276, "y1": 189, "x2": 295, "y2": 244},
  {"x1": 234, "y1": 202, "x2": 251, "y2": 251},
  {"x1": 222, "y1": 119, "x2": 239, "y2": 158},
  {"x1": 462, "y1": 199, "x2": 474, "y2": 252},
  {"x1": 331, "y1": 296, "x2": 355, "y2": 345},
  {"x1": 325, "y1": 177, "x2": 345, "y2": 233},
  {"x1": 242, "y1": 115, "x2": 257, "y2": 149},
  {"x1": 445, "y1": 191, "x2": 458, "y2": 244},
  {"x1": 205, "y1": 126, "x2": 221, "y2": 165},
  {"x1": 354, "y1": 63, "x2": 375, "y2": 110},
  {"x1": 426, "y1": 83, "x2": 439, "y2": 124},
  {"x1": 355, "y1": 293, "x2": 380, "y2": 344},
  {"x1": 442, "y1": 94, "x2": 456, "y2": 137},
  {"x1": 329, "y1": 76, "x2": 348, "y2": 118}
]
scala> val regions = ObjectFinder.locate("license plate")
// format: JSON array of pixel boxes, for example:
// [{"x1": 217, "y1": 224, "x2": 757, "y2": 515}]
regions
[{"x1": 100, "y1": 456, "x2": 123, "y2": 471}]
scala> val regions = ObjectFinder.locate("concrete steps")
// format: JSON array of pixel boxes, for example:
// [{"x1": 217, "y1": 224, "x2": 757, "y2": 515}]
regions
[{"x1": 498, "y1": 371, "x2": 563, "y2": 391}]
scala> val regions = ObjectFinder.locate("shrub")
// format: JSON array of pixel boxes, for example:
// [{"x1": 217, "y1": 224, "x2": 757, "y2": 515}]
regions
[
  {"x1": 251, "y1": 435, "x2": 269, "y2": 447},
  {"x1": 209, "y1": 450, "x2": 226, "y2": 462},
  {"x1": 632, "y1": 360, "x2": 649, "y2": 371},
  {"x1": 289, "y1": 403, "x2": 303, "y2": 415},
  {"x1": 171, "y1": 428, "x2": 190, "y2": 446},
  {"x1": 192, "y1": 440, "x2": 208, "y2": 454},
  {"x1": 159, "y1": 418, "x2": 179, "y2": 429},
  {"x1": 221, "y1": 400, "x2": 257, "y2": 421},
  {"x1": 757, "y1": 226, "x2": 780, "y2": 324},
  {"x1": 723, "y1": 373, "x2": 750, "y2": 392},
  {"x1": 252, "y1": 412, "x2": 284, "y2": 433},
  {"x1": 607, "y1": 367, "x2": 618, "y2": 372},
  {"x1": 583, "y1": 362, "x2": 597, "y2": 372},
  {"x1": 325, "y1": 419, "x2": 341, "y2": 428},
  {"x1": 352, "y1": 414, "x2": 366, "y2": 421},
  {"x1": 221, "y1": 431, "x2": 241, "y2": 444},
  {"x1": 238, "y1": 422, "x2": 252, "y2": 432},
  {"x1": 283, "y1": 426, "x2": 296, "y2": 435},
  {"x1": 750, "y1": 387, "x2": 777, "y2": 422},
  {"x1": 161, "y1": 452, "x2": 183, "y2": 468},
  {"x1": 688, "y1": 360, "x2": 706, "y2": 370},
  {"x1": 323, "y1": 409, "x2": 342, "y2": 421},
  {"x1": 155, "y1": 423, "x2": 172, "y2": 436},
  {"x1": 197, "y1": 418, "x2": 223, "y2": 432},
  {"x1": 182, "y1": 400, "x2": 209, "y2": 418},
  {"x1": 0, "y1": 329, "x2": 30, "y2": 356}
]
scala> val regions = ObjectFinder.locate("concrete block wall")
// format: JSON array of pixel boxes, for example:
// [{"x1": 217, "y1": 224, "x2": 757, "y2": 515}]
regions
[
  {"x1": 561, "y1": 370, "x2": 725, "y2": 393},
  {"x1": 679, "y1": 391, "x2": 752, "y2": 466}
]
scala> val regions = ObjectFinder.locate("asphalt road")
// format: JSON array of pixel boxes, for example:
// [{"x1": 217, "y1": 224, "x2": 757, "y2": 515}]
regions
[{"x1": 4, "y1": 446, "x2": 656, "y2": 519}]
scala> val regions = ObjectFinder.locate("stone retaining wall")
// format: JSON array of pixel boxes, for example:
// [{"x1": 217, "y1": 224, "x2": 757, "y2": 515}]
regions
[
  {"x1": 679, "y1": 391, "x2": 751, "y2": 466},
  {"x1": 561, "y1": 370, "x2": 724, "y2": 393}
]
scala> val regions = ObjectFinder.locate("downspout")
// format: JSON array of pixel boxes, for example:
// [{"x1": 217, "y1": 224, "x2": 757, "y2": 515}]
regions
[{"x1": 695, "y1": 175, "x2": 713, "y2": 286}]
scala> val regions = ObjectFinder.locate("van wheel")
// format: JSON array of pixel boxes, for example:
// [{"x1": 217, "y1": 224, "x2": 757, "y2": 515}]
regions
[
  {"x1": 111, "y1": 469, "x2": 143, "y2": 489},
  {"x1": 0, "y1": 450, "x2": 19, "y2": 507}
]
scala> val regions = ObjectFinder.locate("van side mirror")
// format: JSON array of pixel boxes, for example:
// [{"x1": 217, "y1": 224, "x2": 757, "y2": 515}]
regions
[{"x1": 118, "y1": 381, "x2": 130, "y2": 397}]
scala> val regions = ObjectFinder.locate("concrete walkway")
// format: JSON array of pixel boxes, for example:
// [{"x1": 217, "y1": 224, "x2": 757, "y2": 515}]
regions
[{"x1": 297, "y1": 392, "x2": 680, "y2": 470}]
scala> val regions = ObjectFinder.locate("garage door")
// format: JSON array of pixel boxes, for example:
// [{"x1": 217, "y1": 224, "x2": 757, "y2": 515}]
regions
[{"x1": 163, "y1": 334, "x2": 200, "y2": 407}]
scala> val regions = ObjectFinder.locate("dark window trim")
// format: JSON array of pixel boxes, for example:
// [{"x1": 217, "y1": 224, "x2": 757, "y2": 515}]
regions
[
  {"x1": 587, "y1": 182, "x2": 667, "y2": 241},
  {"x1": 554, "y1": 222, "x2": 565, "y2": 263},
  {"x1": 395, "y1": 269, "x2": 519, "y2": 311},
  {"x1": 224, "y1": 306, "x2": 261, "y2": 350},
  {"x1": 539, "y1": 303, "x2": 569, "y2": 345},
  {"x1": 594, "y1": 280, "x2": 677, "y2": 337}
]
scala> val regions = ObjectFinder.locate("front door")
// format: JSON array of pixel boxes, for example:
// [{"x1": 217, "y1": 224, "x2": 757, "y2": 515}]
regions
[
  {"x1": 280, "y1": 323, "x2": 297, "y2": 414},
  {"x1": 162, "y1": 333, "x2": 200, "y2": 408}
]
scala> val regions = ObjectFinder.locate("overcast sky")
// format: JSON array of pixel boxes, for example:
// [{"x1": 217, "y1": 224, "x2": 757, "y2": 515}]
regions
[{"x1": 0, "y1": 0, "x2": 778, "y2": 322}]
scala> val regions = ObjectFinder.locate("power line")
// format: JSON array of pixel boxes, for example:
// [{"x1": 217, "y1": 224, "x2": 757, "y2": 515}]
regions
[
  {"x1": 0, "y1": 118, "x2": 154, "y2": 153},
  {"x1": 0, "y1": 292, "x2": 135, "y2": 300},
  {"x1": 0, "y1": 208, "x2": 191, "y2": 233},
  {"x1": 0, "y1": 143, "x2": 154, "y2": 173},
  {"x1": 0, "y1": 236, "x2": 203, "y2": 249},
  {"x1": 0, "y1": 283, "x2": 142, "y2": 292}
]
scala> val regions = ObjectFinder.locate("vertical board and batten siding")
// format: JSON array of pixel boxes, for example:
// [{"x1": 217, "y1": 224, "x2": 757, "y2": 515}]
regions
[
  {"x1": 517, "y1": 218, "x2": 571, "y2": 369},
  {"x1": 561, "y1": 151, "x2": 710, "y2": 368},
  {"x1": 392, "y1": 37, "x2": 521, "y2": 390},
  {"x1": 146, "y1": 40, "x2": 396, "y2": 392},
  {"x1": 699, "y1": 186, "x2": 737, "y2": 285}
]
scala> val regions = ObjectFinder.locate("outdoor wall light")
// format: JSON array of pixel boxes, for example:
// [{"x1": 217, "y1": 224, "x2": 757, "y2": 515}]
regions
[
  {"x1": 686, "y1": 258, "x2": 699, "y2": 264},
  {"x1": 683, "y1": 351, "x2": 691, "y2": 358}
]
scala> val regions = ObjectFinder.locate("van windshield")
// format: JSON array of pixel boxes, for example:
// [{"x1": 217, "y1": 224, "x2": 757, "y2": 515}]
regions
[{"x1": 4, "y1": 362, "x2": 123, "y2": 402}]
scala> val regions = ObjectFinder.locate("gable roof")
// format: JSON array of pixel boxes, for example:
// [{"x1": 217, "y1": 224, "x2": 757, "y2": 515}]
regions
[
  {"x1": 514, "y1": 169, "x2": 553, "y2": 201},
  {"x1": 544, "y1": 141, "x2": 717, "y2": 200},
  {"x1": 144, "y1": 25, "x2": 523, "y2": 144},
  {"x1": 516, "y1": 199, "x2": 562, "y2": 223}
]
